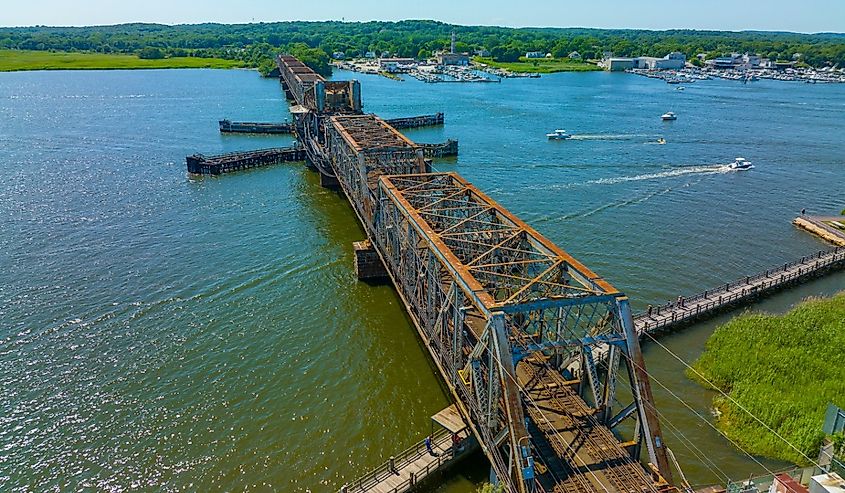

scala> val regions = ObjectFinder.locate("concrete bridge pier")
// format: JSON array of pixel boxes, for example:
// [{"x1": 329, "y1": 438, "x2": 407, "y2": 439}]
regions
[
  {"x1": 280, "y1": 80, "x2": 294, "y2": 100},
  {"x1": 319, "y1": 171, "x2": 339, "y2": 189},
  {"x1": 353, "y1": 239, "x2": 388, "y2": 280}
]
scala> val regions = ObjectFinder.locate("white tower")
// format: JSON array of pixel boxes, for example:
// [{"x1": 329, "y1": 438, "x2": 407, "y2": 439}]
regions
[{"x1": 451, "y1": 31, "x2": 456, "y2": 54}]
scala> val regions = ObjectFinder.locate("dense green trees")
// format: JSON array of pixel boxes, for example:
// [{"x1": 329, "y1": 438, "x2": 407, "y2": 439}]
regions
[
  {"x1": 0, "y1": 21, "x2": 842, "y2": 72},
  {"x1": 138, "y1": 47, "x2": 164, "y2": 59},
  {"x1": 689, "y1": 292, "x2": 845, "y2": 466}
]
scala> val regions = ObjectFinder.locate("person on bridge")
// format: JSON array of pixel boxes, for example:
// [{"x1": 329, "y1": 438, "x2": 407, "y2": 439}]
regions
[
  {"x1": 451, "y1": 433, "x2": 463, "y2": 454},
  {"x1": 647, "y1": 305, "x2": 653, "y2": 317},
  {"x1": 425, "y1": 436, "x2": 440, "y2": 457}
]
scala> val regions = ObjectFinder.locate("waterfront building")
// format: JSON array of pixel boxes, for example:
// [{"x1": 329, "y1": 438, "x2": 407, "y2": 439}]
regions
[
  {"x1": 568, "y1": 51, "x2": 581, "y2": 60},
  {"x1": 377, "y1": 58, "x2": 415, "y2": 73},
  {"x1": 332, "y1": 51, "x2": 346, "y2": 60},
  {"x1": 602, "y1": 51, "x2": 686, "y2": 71},
  {"x1": 436, "y1": 52, "x2": 469, "y2": 66},
  {"x1": 525, "y1": 51, "x2": 545, "y2": 59},
  {"x1": 603, "y1": 57, "x2": 635, "y2": 71}
]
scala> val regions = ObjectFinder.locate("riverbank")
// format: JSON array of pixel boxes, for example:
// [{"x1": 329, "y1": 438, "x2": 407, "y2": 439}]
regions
[
  {"x1": 0, "y1": 50, "x2": 244, "y2": 71},
  {"x1": 473, "y1": 56, "x2": 601, "y2": 73},
  {"x1": 688, "y1": 292, "x2": 845, "y2": 466}
]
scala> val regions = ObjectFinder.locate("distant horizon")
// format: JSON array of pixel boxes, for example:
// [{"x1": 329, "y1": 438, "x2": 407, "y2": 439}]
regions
[
  {"x1": 2, "y1": 20, "x2": 843, "y2": 36},
  {"x1": 2, "y1": 0, "x2": 844, "y2": 34}
]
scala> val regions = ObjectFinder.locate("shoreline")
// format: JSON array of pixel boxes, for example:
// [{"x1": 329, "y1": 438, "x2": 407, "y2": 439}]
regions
[{"x1": 0, "y1": 49, "x2": 246, "y2": 72}]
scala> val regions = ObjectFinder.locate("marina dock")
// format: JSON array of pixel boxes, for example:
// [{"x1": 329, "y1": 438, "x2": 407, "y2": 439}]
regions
[
  {"x1": 186, "y1": 146, "x2": 305, "y2": 175},
  {"x1": 634, "y1": 246, "x2": 845, "y2": 335}
]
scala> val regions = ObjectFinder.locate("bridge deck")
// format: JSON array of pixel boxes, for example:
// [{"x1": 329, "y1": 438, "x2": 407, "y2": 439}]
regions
[{"x1": 634, "y1": 246, "x2": 845, "y2": 335}]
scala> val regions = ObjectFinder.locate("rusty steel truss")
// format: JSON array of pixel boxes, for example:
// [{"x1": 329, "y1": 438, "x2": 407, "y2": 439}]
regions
[
  {"x1": 274, "y1": 54, "x2": 676, "y2": 492},
  {"x1": 368, "y1": 173, "x2": 673, "y2": 491}
]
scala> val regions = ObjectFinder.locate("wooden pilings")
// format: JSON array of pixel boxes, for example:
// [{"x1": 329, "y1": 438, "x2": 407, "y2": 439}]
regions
[
  {"x1": 186, "y1": 147, "x2": 306, "y2": 175},
  {"x1": 384, "y1": 112, "x2": 445, "y2": 129},
  {"x1": 419, "y1": 139, "x2": 458, "y2": 158},
  {"x1": 218, "y1": 119, "x2": 293, "y2": 134}
]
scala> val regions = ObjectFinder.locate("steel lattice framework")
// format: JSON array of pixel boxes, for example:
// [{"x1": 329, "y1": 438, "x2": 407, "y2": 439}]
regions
[
  {"x1": 275, "y1": 53, "x2": 675, "y2": 493},
  {"x1": 370, "y1": 173, "x2": 672, "y2": 492}
]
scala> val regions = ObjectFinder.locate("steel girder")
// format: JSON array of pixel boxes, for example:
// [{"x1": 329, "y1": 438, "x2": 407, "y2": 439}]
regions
[{"x1": 373, "y1": 173, "x2": 674, "y2": 490}]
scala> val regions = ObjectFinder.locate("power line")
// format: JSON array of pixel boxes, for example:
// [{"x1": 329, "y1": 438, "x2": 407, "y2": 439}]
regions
[{"x1": 642, "y1": 331, "x2": 823, "y2": 470}]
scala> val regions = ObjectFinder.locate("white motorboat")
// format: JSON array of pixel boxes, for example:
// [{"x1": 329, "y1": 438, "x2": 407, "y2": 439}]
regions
[
  {"x1": 727, "y1": 157, "x2": 754, "y2": 170},
  {"x1": 547, "y1": 129, "x2": 571, "y2": 140},
  {"x1": 661, "y1": 112, "x2": 677, "y2": 121}
]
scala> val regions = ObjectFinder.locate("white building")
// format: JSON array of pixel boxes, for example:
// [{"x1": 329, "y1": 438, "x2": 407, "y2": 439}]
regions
[
  {"x1": 603, "y1": 58, "x2": 635, "y2": 71},
  {"x1": 378, "y1": 58, "x2": 415, "y2": 73},
  {"x1": 568, "y1": 51, "x2": 582, "y2": 60},
  {"x1": 525, "y1": 51, "x2": 545, "y2": 59}
]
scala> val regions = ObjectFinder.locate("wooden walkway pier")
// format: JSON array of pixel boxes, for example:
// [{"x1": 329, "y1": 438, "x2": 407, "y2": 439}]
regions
[
  {"x1": 340, "y1": 406, "x2": 477, "y2": 493},
  {"x1": 186, "y1": 146, "x2": 305, "y2": 175},
  {"x1": 634, "y1": 246, "x2": 845, "y2": 335}
]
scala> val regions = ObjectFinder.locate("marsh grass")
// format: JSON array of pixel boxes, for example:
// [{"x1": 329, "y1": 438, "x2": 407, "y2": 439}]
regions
[{"x1": 689, "y1": 292, "x2": 845, "y2": 466}]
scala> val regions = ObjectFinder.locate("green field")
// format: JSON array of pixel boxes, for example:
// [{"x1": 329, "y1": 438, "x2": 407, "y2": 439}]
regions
[
  {"x1": 0, "y1": 50, "x2": 245, "y2": 71},
  {"x1": 474, "y1": 56, "x2": 601, "y2": 73},
  {"x1": 689, "y1": 292, "x2": 845, "y2": 466}
]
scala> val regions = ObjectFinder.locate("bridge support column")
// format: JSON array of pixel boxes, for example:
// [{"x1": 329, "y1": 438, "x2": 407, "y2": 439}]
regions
[
  {"x1": 353, "y1": 239, "x2": 388, "y2": 281},
  {"x1": 319, "y1": 171, "x2": 339, "y2": 189}
]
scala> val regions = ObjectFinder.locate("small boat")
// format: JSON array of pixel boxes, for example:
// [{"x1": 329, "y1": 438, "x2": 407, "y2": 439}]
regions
[
  {"x1": 676, "y1": 86, "x2": 685, "y2": 91},
  {"x1": 727, "y1": 157, "x2": 754, "y2": 170},
  {"x1": 657, "y1": 138, "x2": 666, "y2": 144},
  {"x1": 547, "y1": 129, "x2": 571, "y2": 140},
  {"x1": 661, "y1": 112, "x2": 677, "y2": 121}
]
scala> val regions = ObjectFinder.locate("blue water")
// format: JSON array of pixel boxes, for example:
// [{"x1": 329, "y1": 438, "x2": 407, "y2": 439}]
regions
[{"x1": 0, "y1": 67, "x2": 843, "y2": 492}]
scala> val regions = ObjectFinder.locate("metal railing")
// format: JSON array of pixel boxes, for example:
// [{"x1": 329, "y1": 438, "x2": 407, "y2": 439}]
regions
[
  {"x1": 635, "y1": 246, "x2": 845, "y2": 334},
  {"x1": 341, "y1": 427, "x2": 455, "y2": 493}
]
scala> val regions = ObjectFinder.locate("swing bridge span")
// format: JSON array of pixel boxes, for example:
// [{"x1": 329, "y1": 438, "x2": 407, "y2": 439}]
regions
[{"x1": 276, "y1": 53, "x2": 682, "y2": 493}]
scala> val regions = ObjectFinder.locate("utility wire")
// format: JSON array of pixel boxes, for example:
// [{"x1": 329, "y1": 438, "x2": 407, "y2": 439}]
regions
[{"x1": 642, "y1": 331, "x2": 823, "y2": 470}]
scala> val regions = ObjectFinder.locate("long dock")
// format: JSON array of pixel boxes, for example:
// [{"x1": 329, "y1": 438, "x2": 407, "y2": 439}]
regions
[
  {"x1": 219, "y1": 119, "x2": 293, "y2": 134},
  {"x1": 216, "y1": 113, "x2": 444, "y2": 136},
  {"x1": 634, "y1": 246, "x2": 845, "y2": 335},
  {"x1": 186, "y1": 146, "x2": 305, "y2": 175},
  {"x1": 383, "y1": 113, "x2": 444, "y2": 129}
]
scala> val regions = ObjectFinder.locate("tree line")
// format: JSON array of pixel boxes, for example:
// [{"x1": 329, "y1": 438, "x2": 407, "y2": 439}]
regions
[{"x1": 1, "y1": 20, "x2": 843, "y2": 75}]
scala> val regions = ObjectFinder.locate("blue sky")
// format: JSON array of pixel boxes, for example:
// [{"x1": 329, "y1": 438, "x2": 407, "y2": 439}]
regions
[{"x1": 3, "y1": 0, "x2": 844, "y2": 32}]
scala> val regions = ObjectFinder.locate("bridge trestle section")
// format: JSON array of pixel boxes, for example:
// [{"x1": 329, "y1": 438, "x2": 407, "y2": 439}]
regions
[{"x1": 369, "y1": 173, "x2": 673, "y2": 492}]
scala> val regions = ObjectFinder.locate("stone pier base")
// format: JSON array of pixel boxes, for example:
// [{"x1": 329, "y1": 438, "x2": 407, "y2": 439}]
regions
[
  {"x1": 353, "y1": 240, "x2": 388, "y2": 280},
  {"x1": 319, "y1": 172, "x2": 339, "y2": 189}
]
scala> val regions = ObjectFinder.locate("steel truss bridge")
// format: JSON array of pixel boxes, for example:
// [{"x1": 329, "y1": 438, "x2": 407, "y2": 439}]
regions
[{"x1": 277, "y1": 55, "x2": 678, "y2": 493}]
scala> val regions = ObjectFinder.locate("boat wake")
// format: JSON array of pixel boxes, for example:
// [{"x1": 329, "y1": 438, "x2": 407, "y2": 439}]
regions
[
  {"x1": 568, "y1": 133, "x2": 657, "y2": 141},
  {"x1": 586, "y1": 164, "x2": 730, "y2": 185}
]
